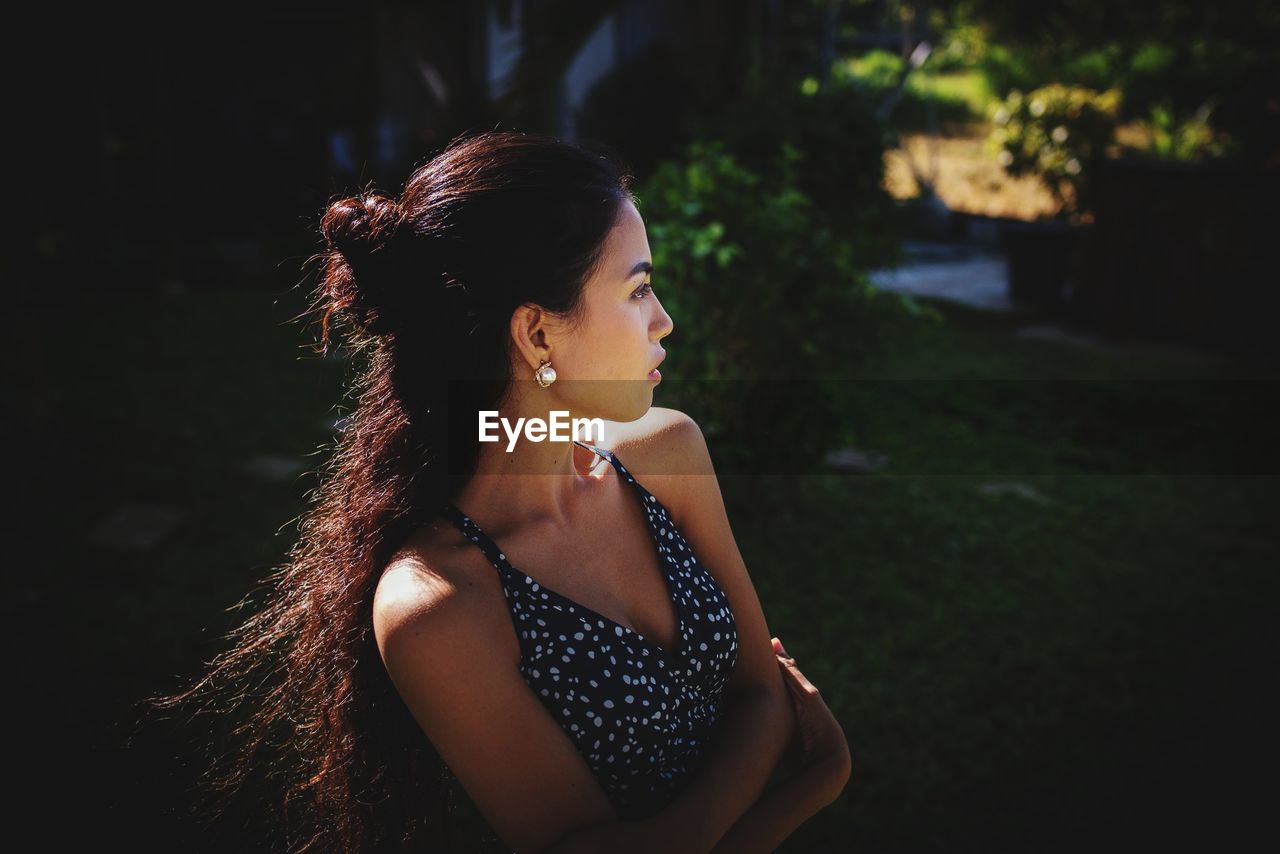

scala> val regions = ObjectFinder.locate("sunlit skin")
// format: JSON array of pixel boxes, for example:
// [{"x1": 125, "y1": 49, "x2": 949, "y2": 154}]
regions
[{"x1": 451, "y1": 198, "x2": 674, "y2": 535}]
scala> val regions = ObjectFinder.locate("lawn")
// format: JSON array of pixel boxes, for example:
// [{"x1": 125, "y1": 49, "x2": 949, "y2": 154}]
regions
[
  {"x1": 731, "y1": 303, "x2": 1278, "y2": 850},
  {"x1": 9, "y1": 283, "x2": 1274, "y2": 851}
]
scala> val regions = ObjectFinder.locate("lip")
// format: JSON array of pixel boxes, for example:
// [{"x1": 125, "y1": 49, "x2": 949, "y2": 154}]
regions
[{"x1": 648, "y1": 351, "x2": 666, "y2": 381}]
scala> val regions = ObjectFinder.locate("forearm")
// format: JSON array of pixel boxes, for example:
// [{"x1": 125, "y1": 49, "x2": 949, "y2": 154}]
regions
[
  {"x1": 707, "y1": 756, "x2": 846, "y2": 854},
  {"x1": 541, "y1": 818, "x2": 653, "y2": 854},
  {"x1": 651, "y1": 685, "x2": 796, "y2": 853}
]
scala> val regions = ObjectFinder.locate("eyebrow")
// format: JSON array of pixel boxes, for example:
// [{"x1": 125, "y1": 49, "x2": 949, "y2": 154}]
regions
[{"x1": 628, "y1": 260, "x2": 653, "y2": 279}]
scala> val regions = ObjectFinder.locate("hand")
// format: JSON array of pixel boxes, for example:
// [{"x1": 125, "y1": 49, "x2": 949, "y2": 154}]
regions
[{"x1": 771, "y1": 637, "x2": 852, "y2": 797}]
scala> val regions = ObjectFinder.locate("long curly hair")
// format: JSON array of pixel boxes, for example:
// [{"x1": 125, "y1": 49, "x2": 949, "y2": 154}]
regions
[{"x1": 141, "y1": 130, "x2": 637, "y2": 852}]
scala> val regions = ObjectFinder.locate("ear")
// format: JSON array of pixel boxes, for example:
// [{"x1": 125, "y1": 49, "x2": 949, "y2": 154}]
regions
[{"x1": 509, "y1": 303, "x2": 550, "y2": 372}]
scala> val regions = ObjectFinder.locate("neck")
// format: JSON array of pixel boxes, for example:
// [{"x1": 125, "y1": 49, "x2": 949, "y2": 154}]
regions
[{"x1": 453, "y1": 407, "x2": 615, "y2": 537}]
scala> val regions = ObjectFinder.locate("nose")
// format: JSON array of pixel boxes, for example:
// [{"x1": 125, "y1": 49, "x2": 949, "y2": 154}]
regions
[{"x1": 652, "y1": 300, "x2": 674, "y2": 341}]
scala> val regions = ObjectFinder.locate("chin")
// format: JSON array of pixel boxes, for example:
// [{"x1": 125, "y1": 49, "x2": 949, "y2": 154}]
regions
[
  {"x1": 573, "y1": 382, "x2": 653, "y2": 425},
  {"x1": 609, "y1": 393, "x2": 653, "y2": 425},
  {"x1": 614, "y1": 399, "x2": 651, "y2": 423}
]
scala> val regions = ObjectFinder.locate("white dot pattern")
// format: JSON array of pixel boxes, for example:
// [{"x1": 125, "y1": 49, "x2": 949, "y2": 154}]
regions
[{"x1": 439, "y1": 440, "x2": 740, "y2": 819}]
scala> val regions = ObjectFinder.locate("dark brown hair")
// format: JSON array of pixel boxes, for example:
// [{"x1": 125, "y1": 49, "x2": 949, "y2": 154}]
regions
[{"x1": 142, "y1": 130, "x2": 637, "y2": 852}]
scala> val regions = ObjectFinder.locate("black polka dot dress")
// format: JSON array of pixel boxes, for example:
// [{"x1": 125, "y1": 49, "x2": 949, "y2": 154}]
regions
[{"x1": 438, "y1": 439, "x2": 740, "y2": 820}]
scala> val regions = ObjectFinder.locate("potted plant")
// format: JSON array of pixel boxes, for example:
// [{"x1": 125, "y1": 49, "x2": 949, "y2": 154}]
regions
[{"x1": 986, "y1": 83, "x2": 1121, "y2": 313}]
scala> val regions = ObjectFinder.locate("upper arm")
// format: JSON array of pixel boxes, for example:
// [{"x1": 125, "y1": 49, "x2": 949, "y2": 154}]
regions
[
  {"x1": 616, "y1": 408, "x2": 786, "y2": 703},
  {"x1": 373, "y1": 566, "x2": 619, "y2": 854}
]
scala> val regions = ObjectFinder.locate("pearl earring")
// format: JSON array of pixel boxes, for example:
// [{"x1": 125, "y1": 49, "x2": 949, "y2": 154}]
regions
[{"x1": 535, "y1": 359, "x2": 557, "y2": 388}]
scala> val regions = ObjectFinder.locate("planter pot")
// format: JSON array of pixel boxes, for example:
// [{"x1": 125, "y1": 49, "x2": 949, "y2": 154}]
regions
[{"x1": 998, "y1": 219, "x2": 1079, "y2": 313}]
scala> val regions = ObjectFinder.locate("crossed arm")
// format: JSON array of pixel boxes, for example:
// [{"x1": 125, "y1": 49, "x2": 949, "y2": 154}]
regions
[
  {"x1": 544, "y1": 684, "x2": 796, "y2": 854},
  {"x1": 657, "y1": 684, "x2": 797, "y2": 851},
  {"x1": 547, "y1": 675, "x2": 848, "y2": 854},
  {"x1": 547, "y1": 411, "x2": 822, "y2": 852}
]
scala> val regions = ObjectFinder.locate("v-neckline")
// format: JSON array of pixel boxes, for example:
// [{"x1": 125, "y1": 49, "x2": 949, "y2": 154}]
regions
[{"x1": 442, "y1": 440, "x2": 685, "y2": 661}]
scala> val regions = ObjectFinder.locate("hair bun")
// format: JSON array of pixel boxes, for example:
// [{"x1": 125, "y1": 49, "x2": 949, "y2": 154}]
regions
[
  {"x1": 322, "y1": 192, "x2": 403, "y2": 259},
  {"x1": 319, "y1": 191, "x2": 412, "y2": 339}
]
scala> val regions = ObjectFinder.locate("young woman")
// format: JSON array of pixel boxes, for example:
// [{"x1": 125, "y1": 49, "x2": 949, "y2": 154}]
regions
[{"x1": 148, "y1": 130, "x2": 849, "y2": 853}]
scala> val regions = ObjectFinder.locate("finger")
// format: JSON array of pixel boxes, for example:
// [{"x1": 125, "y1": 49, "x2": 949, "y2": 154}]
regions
[
  {"x1": 776, "y1": 658, "x2": 803, "y2": 694},
  {"x1": 777, "y1": 660, "x2": 809, "y2": 701},
  {"x1": 778, "y1": 657, "x2": 820, "y2": 696}
]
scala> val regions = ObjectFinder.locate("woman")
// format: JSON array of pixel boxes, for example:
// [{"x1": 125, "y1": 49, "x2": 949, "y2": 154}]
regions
[{"x1": 148, "y1": 130, "x2": 849, "y2": 853}]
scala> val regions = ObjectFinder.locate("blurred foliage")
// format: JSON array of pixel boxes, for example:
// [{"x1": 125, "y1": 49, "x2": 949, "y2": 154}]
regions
[
  {"x1": 927, "y1": 0, "x2": 1279, "y2": 166},
  {"x1": 844, "y1": 48, "x2": 907, "y2": 91},
  {"x1": 905, "y1": 68, "x2": 996, "y2": 120},
  {"x1": 837, "y1": 49, "x2": 994, "y2": 130},
  {"x1": 985, "y1": 83, "x2": 1122, "y2": 219},
  {"x1": 976, "y1": 41, "x2": 1057, "y2": 104},
  {"x1": 1143, "y1": 98, "x2": 1228, "y2": 162},
  {"x1": 925, "y1": 20, "x2": 990, "y2": 73},
  {"x1": 977, "y1": 40, "x2": 1244, "y2": 164},
  {"x1": 686, "y1": 74, "x2": 908, "y2": 271},
  {"x1": 634, "y1": 138, "x2": 939, "y2": 474}
]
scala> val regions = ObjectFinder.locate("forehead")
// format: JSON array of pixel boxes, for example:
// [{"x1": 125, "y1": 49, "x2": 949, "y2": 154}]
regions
[{"x1": 602, "y1": 201, "x2": 650, "y2": 273}]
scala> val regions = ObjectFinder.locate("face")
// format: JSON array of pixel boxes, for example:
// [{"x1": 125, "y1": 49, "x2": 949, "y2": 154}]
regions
[{"x1": 511, "y1": 198, "x2": 674, "y2": 424}]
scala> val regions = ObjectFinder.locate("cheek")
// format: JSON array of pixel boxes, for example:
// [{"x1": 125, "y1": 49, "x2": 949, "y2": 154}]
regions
[
  {"x1": 590, "y1": 306, "x2": 636, "y2": 347},
  {"x1": 567, "y1": 304, "x2": 646, "y2": 377}
]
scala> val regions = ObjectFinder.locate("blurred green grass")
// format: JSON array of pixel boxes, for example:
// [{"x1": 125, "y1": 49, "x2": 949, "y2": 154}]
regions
[
  {"x1": 906, "y1": 69, "x2": 996, "y2": 118},
  {"x1": 840, "y1": 51, "x2": 998, "y2": 130},
  {"x1": 9, "y1": 284, "x2": 1275, "y2": 851}
]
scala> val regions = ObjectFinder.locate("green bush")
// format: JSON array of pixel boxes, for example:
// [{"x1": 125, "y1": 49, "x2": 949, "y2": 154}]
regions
[
  {"x1": 634, "y1": 139, "x2": 938, "y2": 474},
  {"x1": 1141, "y1": 98, "x2": 1229, "y2": 162},
  {"x1": 985, "y1": 83, "x2": 1122, "y2": 219},
  {"x1": 686, "y1": 74, "x2": 906, "y2": 271},
  {"x1": 976, "y1": 34, "x2": 1256, "y2": 166},
  {"x1": 925, "y1": 22, "x2": 990, "y2": 74},
  {"x1": 844, "y1": 48, "x2": 905, "y2": 90},
  {"x1": 978, "y1": 42, "x2": 1057, "y2": 99}
]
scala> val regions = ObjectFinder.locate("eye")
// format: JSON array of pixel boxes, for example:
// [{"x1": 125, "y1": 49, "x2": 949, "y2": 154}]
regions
[{"x1": 631, "y1": 280, "x2": 654, "y2": 300}]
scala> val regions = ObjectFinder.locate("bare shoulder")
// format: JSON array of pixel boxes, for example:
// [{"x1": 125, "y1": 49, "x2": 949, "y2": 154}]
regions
[
  {"x1": 609, "y1": 406, "x2": 707, "y2": 464},
  {"x1": 373, "y1": 518, "x2": 512, "y2": 662},
  {"x1": 608, "y1": 407, "x2": 714, "y2": 524},
  {"x1": 372, "y1": 525, "x2": 472, "y2": 661},
  {"x1": 372, "y1": 526, "x2": 620, "y2": 851},
  {"x1": 607, "y1": 406, "x2": 699, "y2": 449}
]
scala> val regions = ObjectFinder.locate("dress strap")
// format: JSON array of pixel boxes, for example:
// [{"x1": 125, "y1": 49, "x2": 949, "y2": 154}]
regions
[
  {"x1": 572, "y1": 438, "x2": 620, "y2": 472},
  {"x1": 575, "y1": 438, "x2": 646, "y2": 484},
  {"x1": 438, "y1": 503, "x2": 510, "y2": 570}
]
